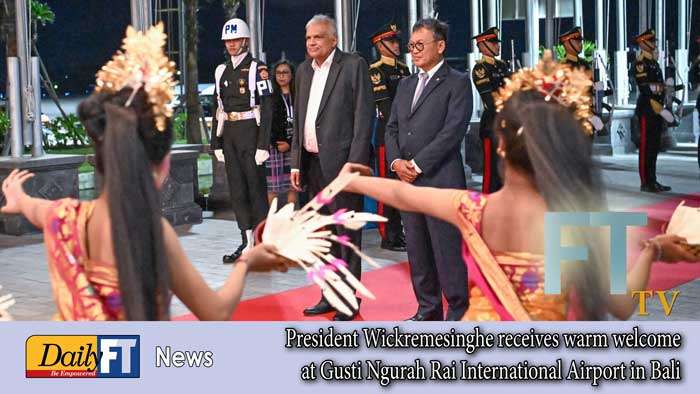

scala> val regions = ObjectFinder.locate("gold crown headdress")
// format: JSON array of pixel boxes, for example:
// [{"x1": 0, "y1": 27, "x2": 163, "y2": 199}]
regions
[
  {"x1": 95, "y1": 23, "x2": 176, "y2": 132},
  {"x1": 494, "y1": 50, "x2": 593, "y2": 135}
]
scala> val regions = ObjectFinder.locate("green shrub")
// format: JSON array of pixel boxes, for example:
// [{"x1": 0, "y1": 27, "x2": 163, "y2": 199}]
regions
[
  {"x1": 173, "y1": 111, "x2": 187, "y2": 143},
  {"x1": 0, "y1": 110, "x2": 9, "y2": 151},
  {"x1": 45, "y1": 114, "x2": 89, "y2": 148}
]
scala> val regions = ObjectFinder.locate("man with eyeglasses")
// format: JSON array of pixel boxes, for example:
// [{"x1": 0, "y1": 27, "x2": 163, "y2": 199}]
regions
[
  {"x1": 385, "y1": 18, "x2": 472, "y2": 321},
  {"x1": 369, "y1": 21, "x2": 411, "y2": 252}
]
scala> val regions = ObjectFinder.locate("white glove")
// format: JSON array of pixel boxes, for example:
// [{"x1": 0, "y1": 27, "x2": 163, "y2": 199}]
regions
[
  {"x1": 255, "y1": 149, "x2": 270, "y2": 166},
  {"x1": 214, "y1": 149, "x2": 225, "y2": 163},
  {"x1": 588, "y1": 115, "x2": 604, "y2": 131},
  {"x1": 593, "y1": 81, "x2": 605, "y2": 91},
  {"x1": 660, "y1": 109, "x2": 675, "y2": 124}
]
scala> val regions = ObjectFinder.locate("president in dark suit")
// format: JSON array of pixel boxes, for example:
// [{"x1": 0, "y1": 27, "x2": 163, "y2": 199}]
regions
[
  {"x1": 386, "y1": 18, "x2": 472, "y2": 321},
  {"x1": 290, "y1": 14, "x2": 374, "y2": 321}
]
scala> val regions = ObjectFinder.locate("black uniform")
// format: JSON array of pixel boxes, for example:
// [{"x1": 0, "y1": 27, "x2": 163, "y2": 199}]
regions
[
  {"x1": 633, "y1": 50, "x2": 666, "y2": 190},
  {"x1": 369, "y1": 21, "x2": 410, "y2": 250},
  {"x1": 211, "y1": 53, "x2": 273, "y2": 251},
  {"x1": 472, "y1": 27, "x2": 510, "y2": 194},
  {"x1": 370, "y1": 56, "x2": 410, "y2": 245}
]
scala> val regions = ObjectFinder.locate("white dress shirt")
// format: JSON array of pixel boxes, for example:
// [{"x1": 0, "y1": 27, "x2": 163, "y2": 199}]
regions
[
  {"x1": 231, "y1": 52, "x2": 248, "y2": 69},
  {"x1": 292, "y1": 49, "x2": 336, "y2": 173},
  {"x1": 391, "y1": 59, "x2": 445, "y2": 174}
]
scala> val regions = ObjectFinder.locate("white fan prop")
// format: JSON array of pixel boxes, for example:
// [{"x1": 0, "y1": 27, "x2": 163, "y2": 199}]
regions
[
  {"x1": 262, "y1": 172, "x2": 387, "y2": 316},
  {"x1": 0, "y1": 285, "x2": 15, "y2": 321}
]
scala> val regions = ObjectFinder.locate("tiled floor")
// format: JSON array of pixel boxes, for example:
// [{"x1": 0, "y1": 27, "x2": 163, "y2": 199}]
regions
[{"x1": 1, "y1": 150, "x2": 699, "y2": 320}]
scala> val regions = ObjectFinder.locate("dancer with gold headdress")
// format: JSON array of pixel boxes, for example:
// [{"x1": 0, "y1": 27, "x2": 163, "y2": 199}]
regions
[
  {"x1": 337, "y1": 51, "x2": 699, "y2": 320},
  {"x1": 0, "y1": 24, "x2": 288, "y2": 321}
]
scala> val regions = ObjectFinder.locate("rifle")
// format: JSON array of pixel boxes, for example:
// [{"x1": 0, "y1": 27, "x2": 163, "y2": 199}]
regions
[
  {"x1": 663, "y1": 40, "x2": 685, "y2": 127},
  {"x1": 592, "y1": 52, "x2": 615, "y2": 134},
  {"x1": 509, "y1": 39, "x2": 518, "y2": 73}
]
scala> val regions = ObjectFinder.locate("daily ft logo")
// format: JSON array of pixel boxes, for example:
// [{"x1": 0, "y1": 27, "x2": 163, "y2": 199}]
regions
[{"x1": 26, "y1": 335, "x2": 140, "y2": 378}]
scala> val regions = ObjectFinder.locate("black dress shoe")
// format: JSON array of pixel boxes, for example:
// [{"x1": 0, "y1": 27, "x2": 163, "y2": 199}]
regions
[
  {"x1": 223, "y1": 230, "x2": 249, "y2": 264},
  {"x1": 640, "y1": 184, "x2": 661, "y2": 193},
  {"x1": 303, "y1": 300, "x2": 334, "y2": 316},
  {"x1": 333, "y1": 310, "x2": 358, "y2": 321},
  {"x1": 654, "y1": 182, "x2": 671, "y2": 192},
  {"x1": 381, "y1": 239, "x2": 407, "y2": 252},
  {"x1": 222, "y1": 244, "x2": 246, "y2": 264},
  {"x1": 406, "y1": 312, "x2": 442, "y2": 321}
]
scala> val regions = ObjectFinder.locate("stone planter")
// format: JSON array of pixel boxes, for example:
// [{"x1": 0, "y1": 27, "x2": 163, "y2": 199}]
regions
[
  {"x1": 0, "y1": 154, "x2": 85, "y2": 235},
  {"x1": 88, "y1": 150, "x2": 203, "y2": 227}
]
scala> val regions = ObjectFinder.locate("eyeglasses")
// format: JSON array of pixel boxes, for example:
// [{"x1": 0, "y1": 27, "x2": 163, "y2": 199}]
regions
[{"x1": 407, "y1": 39, "x2": 438, "y2": 53}]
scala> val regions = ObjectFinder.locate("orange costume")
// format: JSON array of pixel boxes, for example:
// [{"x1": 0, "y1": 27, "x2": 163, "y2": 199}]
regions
[
  {"x1": 44, "y1": 199, "x2": 124, "y2": 320},
  {"x1": 454, "y1": 191, "x2": 573, "y2": 321}
]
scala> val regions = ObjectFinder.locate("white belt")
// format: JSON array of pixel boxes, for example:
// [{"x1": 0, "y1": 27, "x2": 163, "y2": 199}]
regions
[{"x1": 225, "y1": 110, "x2": 256, "y2": 122}]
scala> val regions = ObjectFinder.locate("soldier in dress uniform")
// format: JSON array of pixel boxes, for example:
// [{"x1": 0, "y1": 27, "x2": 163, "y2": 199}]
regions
[
  {"x1": 211, "y1": 18, "x2": 274, "y2": 263},
  {"x1": 559, "y1": 26, "x2": 610, "y2": 133},
  {"x1": 472, "y1": 26, "x2": 511, "y2": 193},
  {"x1": 369, "y1": 21, "x2": 410, "y2": 251},
  {"x1": 633, "y1": 29, "x2": 674, "y2": 193}
]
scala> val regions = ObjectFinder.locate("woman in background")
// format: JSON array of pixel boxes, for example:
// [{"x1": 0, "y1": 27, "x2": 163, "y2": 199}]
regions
[{"x1": 265, "y1": 60, "x2": 297, "y2": 205}]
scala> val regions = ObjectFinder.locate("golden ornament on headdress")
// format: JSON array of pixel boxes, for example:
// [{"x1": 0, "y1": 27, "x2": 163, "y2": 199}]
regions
[
  {"x1": 95, "y1": 23, "x2": 176, "y2": 132},
  {"x1": 494, "y1": 50, "x2": 594, "y2": 135}
]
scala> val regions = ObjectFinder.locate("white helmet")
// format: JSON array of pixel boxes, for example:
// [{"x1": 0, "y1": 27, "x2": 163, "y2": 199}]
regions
[{"x1": 221, "y1": 18, "x2": 250, "y2": 40}]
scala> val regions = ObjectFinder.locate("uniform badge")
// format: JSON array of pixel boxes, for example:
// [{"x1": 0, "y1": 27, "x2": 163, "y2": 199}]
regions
[
  {"x1": 475, "y1": 67, "x2": 486, "y2": 79},
  {"x1": 636, "y1": 63, "x2": 645, "y2": 73},
  {"x1": 370, "y1": 72, "x2": 382, "y2": 85},
  {"x1": 224, "y1": 80, "x2": 229, "y2": 87}
]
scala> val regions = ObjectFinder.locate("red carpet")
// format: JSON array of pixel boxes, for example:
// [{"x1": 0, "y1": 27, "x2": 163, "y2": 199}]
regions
[
  {"x1": 175, "y1": 194, "x2": 700, "y2": 321},
  {"x1": 175, "y1": 262, "x2": 419, "y2": 321}
]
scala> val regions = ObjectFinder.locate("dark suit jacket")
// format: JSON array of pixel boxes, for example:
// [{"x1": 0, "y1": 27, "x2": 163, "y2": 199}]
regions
[
  {"x1": 385, "y1": 62, "x2": 472, "y2": 188},
  {"x1": 291, "y1": 49, "x2": 374, "y2": 185}
]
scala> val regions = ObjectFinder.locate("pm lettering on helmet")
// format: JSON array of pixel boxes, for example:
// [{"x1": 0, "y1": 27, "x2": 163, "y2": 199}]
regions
[{"x1": 225, "y1": 24, "x2": 238, "y2": 34}]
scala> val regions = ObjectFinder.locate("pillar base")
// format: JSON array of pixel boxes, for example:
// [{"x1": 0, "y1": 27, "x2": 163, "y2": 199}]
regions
[{"x1": 0, "y1": 155, "x2": 85, "y2": 235}]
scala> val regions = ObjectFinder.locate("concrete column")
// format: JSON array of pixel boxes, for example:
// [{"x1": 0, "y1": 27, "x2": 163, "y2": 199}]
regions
[
  {"x1": 7, "y1": 58, "x2": 22, "y2": 158},
  {"x1": 523, "y1": 0, "x2": 539, "y2": 67},
  {"x1": 615, "y1": 0, "x2": 629, "y2": 105},
  {"x1": 573, "y1": 0, "x2": 584, "y2": 31},
  {"x1": 469, "y1": 0, "x2": 482, "y2": 116},
  {"x1": 485, "y1": 0, "x2": 497, "y2": 28},
  {"x1": 31, "y1": 57, "x2": 43, "y2": 157},
  {"x1": 130, "y1": 0, "x2": 153, "y2": 31},
  {"x1": 334, "y1": 0, "x2": 353, "y2": 52},
  {"x1": 407, "y1": 0, "x2": 418, "y2": 70},
  {"x1": 246, "y1": 0, "x2": 262, "y2": 59},
  {"x1": 545, "y1": 0, "x2": 555, "y2": 49},
  {"x1": 594, "y1": 0, "x2": 608, "y2": 93},
  {"x1": 420, "y1": 0, "x2": 434, "y2": 18},
  {"x1": 639, "y1": 0, "x2": 648, "y2": 33},
  {"x1": 676, "y1": 0, "x2": 689, "y2": 103},
  {"x1": 655, "y1": 0, "x2": 665, "y2": 62},
  {"x1": 15, "y1": 0, "x2": 31, "y2": 146}
]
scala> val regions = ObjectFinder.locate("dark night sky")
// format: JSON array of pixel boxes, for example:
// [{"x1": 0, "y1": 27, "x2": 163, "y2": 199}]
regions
[{"x1": 1, "y1": 0, "x2": 697, "y2": 97}]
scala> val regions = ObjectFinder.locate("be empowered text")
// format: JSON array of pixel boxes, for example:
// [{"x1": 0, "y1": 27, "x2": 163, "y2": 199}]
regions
[{"x1": 285, "y1": 326, "x2": 683, "y2": 387}]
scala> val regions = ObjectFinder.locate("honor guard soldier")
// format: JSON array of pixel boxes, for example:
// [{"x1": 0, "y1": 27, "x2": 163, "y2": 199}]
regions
[
  {"x1": 472, "y1": 26, "x2": 511, "y2": 193},
  {"x1": 211, "y1": 18, "x2": 274, "y2": 263},
  {"x1": 559, "y1": 26, "x2": 611, "y2": 132},
  {"x1": 690, "y1": 35, "x2": 700, "y2": 169},
  {"x1": 369, "y1": 21, "x2": 410, "y2": 252},
  {"x1": 633, "y1": 29, "x2": 673, "y2": 193}
]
